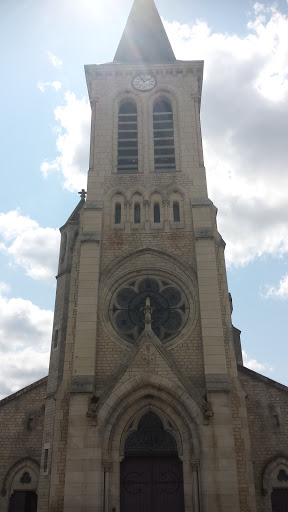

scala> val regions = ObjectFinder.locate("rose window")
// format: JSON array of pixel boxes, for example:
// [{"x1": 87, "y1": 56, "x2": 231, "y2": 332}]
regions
[{"x1": 109, "y1": 277, "x2": 189, "y2": 343}]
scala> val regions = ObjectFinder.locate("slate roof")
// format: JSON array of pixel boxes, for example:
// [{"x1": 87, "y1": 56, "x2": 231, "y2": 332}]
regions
[{"x1": 114, "y1": 0, "x2": 176, "y2": 64}]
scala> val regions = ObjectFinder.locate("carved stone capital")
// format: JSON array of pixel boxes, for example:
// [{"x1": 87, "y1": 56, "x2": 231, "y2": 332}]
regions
[
  {"x1": 144, "y1": 200, "x2": 150, "y2": 207},
  {"x1": 103, "y1": 461, "x2": 112, "y2": 472},
  {"x1": 190, "y1": 459, "x2": 200, "y2": 471}
]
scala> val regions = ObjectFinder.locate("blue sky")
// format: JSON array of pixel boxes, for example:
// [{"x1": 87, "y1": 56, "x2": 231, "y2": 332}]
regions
[{"x1": 0, "y1": 0, "x2": 288, "y2": 398}]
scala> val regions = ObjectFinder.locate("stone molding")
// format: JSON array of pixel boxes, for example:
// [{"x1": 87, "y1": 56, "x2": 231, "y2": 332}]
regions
[
  {"x1": 81, "y1": 232, "x2": 101, "y2": 243},
  {"x1": 70, "y1": 375, "x2": 94, "y2": 393},
  {"x1": 103, "y1": 462, "x2": 112, "y2": 472},
  {"x1": 190, "y1": 459, "x2": 200, "y2": 471},
  {"x1": 1, "y1": 457, "x2": 40, "y2": 497},
  {"x1": 262, "y1": 456, "x2": 288, "y2": 496},
  {"x1": 205, "y1": 373, "x2": 229, "y2": 392},
  {"x1": 55, "y1": 270, "x2": 71, "y2": 280},
  {"x1": 191, "y1": 198, "x2": 212, "y2": 207},
  {"x1": 194, "y1": 227, "x2": 214, "y2": 239},
  {"x1": 85, "y1": 62, "x2": 204, "y2": 83},
  {"x1": 88, "y1": 329, "x2": 209, "y2": 422},
  {"x1": 84, "y1": 200, "x2": 103, "y2": 210}
]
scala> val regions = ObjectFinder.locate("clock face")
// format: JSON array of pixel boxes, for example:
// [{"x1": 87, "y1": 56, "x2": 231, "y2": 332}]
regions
[{"x1": 132, "y1": 74, "x2": 156, "y2": 91}]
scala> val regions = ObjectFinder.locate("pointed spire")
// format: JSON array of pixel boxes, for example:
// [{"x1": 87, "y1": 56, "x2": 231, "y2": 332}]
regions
[{"x1": 114, "y1": 0, "x2": 176, "y2": 64}]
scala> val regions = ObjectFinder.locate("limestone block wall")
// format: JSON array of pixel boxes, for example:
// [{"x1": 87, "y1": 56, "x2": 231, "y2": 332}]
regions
[
  {"x1": 238, "y1": 367, "x2": 288, "y2": 511},
  {"x1": 0, "y1": 378, "x2": 47, "y2": 507}
]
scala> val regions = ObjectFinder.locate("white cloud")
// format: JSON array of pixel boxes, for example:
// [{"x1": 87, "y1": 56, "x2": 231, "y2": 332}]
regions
[
  {"x1": 0, "y1": 287, "x2": 52, "y2": 400},
  {"x1": 0, "y1": 282, "x2": 10, "y2": 294},
  {"x1": 263, "y1": 273, "x2": 288, "y2": 299},
  {"x1": 163, "y1": 5, "x2": 288, "y2": 267},
  {"x1": 41, "y1": 92, "x2": 90, "y2": 191},
  {"x1": 37, "y1": 81, "x2": 62, "y2": 93},
  {"x1": 242, "y1": 349, "x2": 272, "y2": 373},
  {"x1": 47, "y1": 51, "x2": 63, "y2": 69},
  {"x1": 0, "y1": 210, "x2": 60, "y2": 281}
]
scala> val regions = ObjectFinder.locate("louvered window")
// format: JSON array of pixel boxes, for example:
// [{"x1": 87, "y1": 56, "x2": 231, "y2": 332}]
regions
[
  {"x1": 153, "y1": 100, "x2": 175, "y2": 171},
  {"x1": 118, "y1": 101, "x2": 138, "y2": 173}
]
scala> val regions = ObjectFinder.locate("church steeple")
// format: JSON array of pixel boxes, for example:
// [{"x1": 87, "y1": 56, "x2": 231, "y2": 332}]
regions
[{"x1": 114, "y1": 0, "x2": 176, "y2": 63}]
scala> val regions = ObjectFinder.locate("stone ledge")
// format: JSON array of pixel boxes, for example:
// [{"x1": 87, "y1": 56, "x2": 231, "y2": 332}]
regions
[
  {"x1": 194, "y1": 227, "x2": 214, "y2": 239},
  {"x1": 70, "y1": 376, "x2": 94, "y2": 393},
  {"x1": 191, "y1": 198, "x2": 212, "y2": 207},
  {"x1": 81, "y1": 232, "x2": 101, "y2": 243},
  {"x1": 206, "y1": 374, "x2": 230, "y2": 392},
  {"x1": 84, "y1": 200, "x2": 103, "y2": 210}
]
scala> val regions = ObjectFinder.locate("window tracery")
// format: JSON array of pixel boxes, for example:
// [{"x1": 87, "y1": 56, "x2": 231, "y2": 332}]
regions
[
  {"x1": 125, "y1": 411, "x2": 177, "y2": 454},
  {"x1": 109, "y1": 276, "x2": 189, "y2": 344}
]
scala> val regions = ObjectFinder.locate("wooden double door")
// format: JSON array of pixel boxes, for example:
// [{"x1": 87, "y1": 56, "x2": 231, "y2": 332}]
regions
[
  {"x1": 271, "y1": 489, "x2": 288, "y2": 512},
  {"x1": 8, "y1": 491, "x2": 37, "y2": 512},
  {"x1": 120, "y1": 456, "x2": 185, "y2": 512}
]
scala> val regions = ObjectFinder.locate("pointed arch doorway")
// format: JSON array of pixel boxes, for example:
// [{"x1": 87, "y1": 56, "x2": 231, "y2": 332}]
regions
[{"x1": 120, "y1": 411, "x2": 185, "y2": 512}]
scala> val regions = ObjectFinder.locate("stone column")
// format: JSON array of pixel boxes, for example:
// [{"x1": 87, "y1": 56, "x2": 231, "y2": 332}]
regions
[
  {"x1": 144, "y1": 200, "x2": 150, "y2": 230},
  {"x1": 124, "y1": 201, "x2": 131, "y2": 231},
  {"x1": 163, "y1": 199, "x2": 170, "y2": 231},
  {"x1": 103, "y1": 462, "x2": 112, "y2": 512},
  {"x1": 190, "y1": 460, "x2": 201, "y2": 512}
]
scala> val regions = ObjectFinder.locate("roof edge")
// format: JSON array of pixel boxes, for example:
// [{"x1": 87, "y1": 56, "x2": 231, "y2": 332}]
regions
[
  {"x1": 0, "y1": 376, "x2": 48, "y2": 406},
  {"x1": 60, "y1": 198, "x2": 85, "y2": 231},
  {"x1": 238, "y1": 364, "x2": 288, "y2": 393}
]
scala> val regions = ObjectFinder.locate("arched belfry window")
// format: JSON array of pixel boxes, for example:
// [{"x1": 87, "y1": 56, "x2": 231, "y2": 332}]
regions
[
  {"x1": 118, "y1": 101, "x2": 138, "y2": 173},
  {"x1": 153, "y1": 99, "x2": 175, "y2": 171}
]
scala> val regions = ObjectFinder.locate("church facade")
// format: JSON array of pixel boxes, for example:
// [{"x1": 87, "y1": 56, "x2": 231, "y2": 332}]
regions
[{"x1": 1, "y1": 1, "x2": 288, "y2": 511}]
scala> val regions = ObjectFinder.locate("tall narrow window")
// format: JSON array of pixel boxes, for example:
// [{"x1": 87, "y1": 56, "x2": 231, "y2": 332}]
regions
[
  {"x1": 154, "y1": 203, "x2": 160, "y2": 223},
  {"x1": 173, "y1": 201, "x2": 180, "y2": 222},
  {"x1": 27, "y1": 417, "x2": 34, "y2": 431},
  {"x1": 43, "y1": 449, "x2": 49, "y2": 473},
  {"x1": 134, "y1": 203, "x2": 140, "y2": 224},
  {"x1": 118, "y1": 101, "x2": 138, "y2": 173},
  {"x1": 115, "y1": 203, "x2": 122, "y2": 224},
  {"x1": 153, "y1": 99, "x2": 175, "y2": 171}
]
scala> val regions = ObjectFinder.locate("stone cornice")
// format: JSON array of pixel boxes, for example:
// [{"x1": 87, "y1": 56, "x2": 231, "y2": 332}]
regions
[
  {"x1": 81, "y1": 232, "x2": 101, "y2": 243},
  {"x1": 85, "y1": 200, "x2": 103, "y2": 210}
]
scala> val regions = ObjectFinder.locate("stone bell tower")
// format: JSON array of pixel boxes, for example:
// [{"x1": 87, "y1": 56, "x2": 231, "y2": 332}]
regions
[{"x1": 37, "y1": 0, "x2": 257, "y2": 511}]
